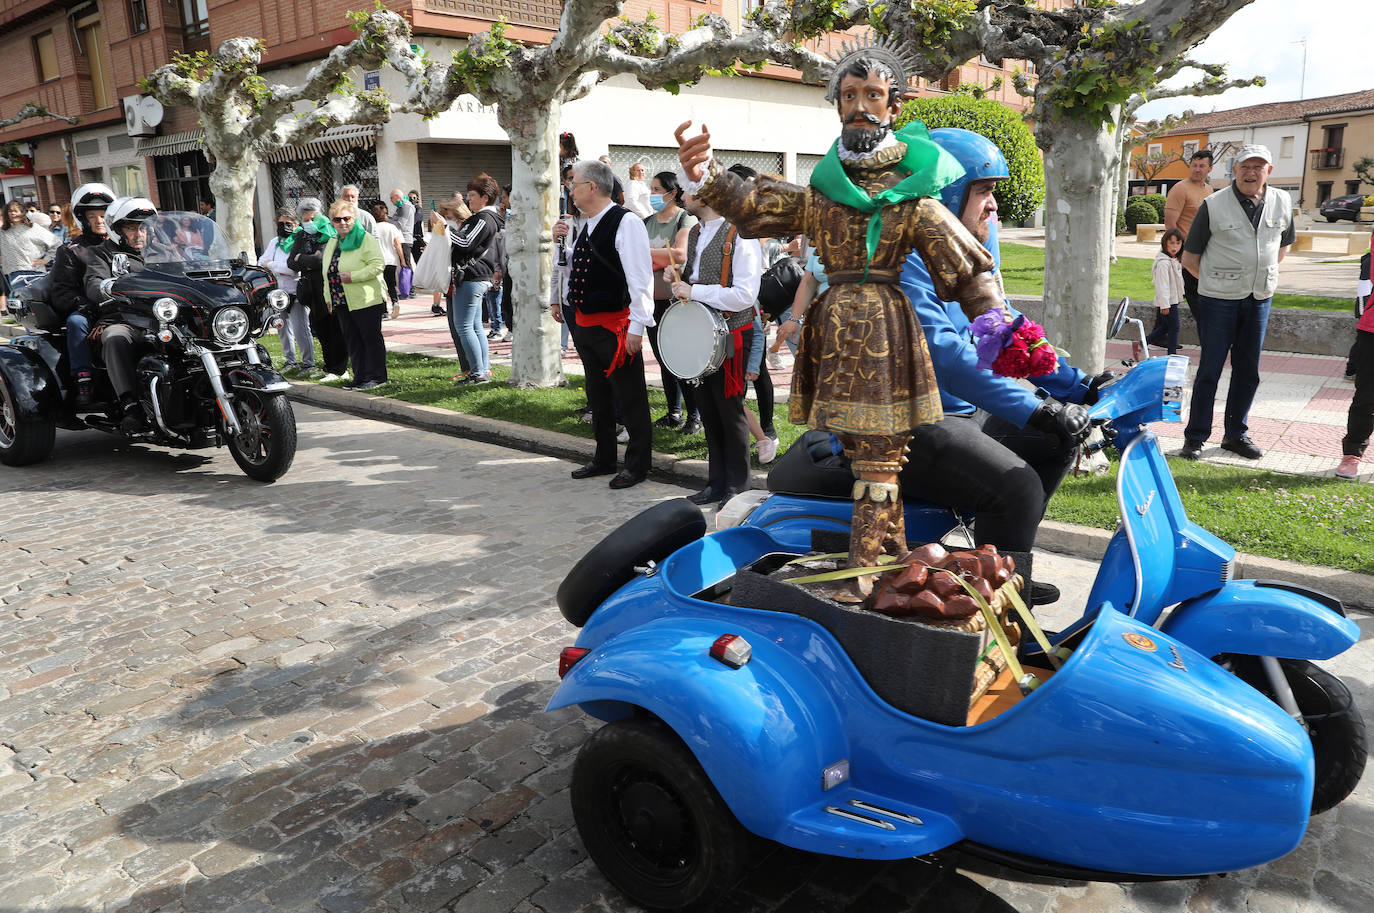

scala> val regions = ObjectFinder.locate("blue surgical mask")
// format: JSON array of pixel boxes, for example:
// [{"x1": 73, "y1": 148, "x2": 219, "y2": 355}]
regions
[{"x1": 649, "y1": 194, "x2": 666, "y2": 213}]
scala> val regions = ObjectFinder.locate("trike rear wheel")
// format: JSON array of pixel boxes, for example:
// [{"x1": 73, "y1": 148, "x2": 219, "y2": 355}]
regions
[
  {"x1": 1219, "y1": 655, "x2": 1367, "y2": 814},
  {"x1": 0, "y1": 367, "x2": 55, "y2": 466},
  {"x1": 572, "y1": 717, "x2": 748, "y2": 912}
]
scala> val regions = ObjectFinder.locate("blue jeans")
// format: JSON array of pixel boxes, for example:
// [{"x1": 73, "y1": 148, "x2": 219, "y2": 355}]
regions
[
  {"x1": 484, "y1": 284, "x2": 503, "y2": 332},
  {"x1": 1184, "y1": 293, "x2": 1271, "y2": 443},
  {"x1": 449, "y1": 279, "x2": 491, "y2": 377},
  {"x1": 66, "y1": 312, "x2": 93, "y2": 377}
]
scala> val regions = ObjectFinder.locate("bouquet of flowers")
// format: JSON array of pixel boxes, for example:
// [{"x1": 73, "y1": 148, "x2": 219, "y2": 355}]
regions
[{"x1": 970, "y1": 307, "x2": 1058, "y2": 378}]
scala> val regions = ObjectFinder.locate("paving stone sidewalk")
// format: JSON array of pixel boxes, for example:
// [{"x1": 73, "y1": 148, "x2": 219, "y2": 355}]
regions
[{"x1": 1, "y1": 406, "x2": 1372, "y2": 913}]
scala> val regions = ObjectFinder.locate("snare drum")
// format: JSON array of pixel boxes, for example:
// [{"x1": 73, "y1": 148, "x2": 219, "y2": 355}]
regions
[{"x1": 657, "y1": 299, "x2": 730, "y2": 382}]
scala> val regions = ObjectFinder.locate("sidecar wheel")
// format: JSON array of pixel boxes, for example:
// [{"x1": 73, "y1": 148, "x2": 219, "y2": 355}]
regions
[
  {"x1": 226, "y1": 391, "x2": 297, "y2": 482},
  {"x1": 1220, "y1": 655, "x2": 1368, "y2": 814},
  {"x1": 0, "y1": 367, "x2": 55, "y2": 466},
  {"x1": 557, "y1": 498, "x2": 707, "y2": 627},
  {"x1": 573, "y1": 718, "x2": 748, "y2": 913}
]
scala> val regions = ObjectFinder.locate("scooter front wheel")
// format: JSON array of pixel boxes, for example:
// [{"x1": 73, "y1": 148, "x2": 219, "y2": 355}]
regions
[
  {"x1": 572, "y1": 717, "x2": 749, "y2": 912},
  {"x1": 1220, "y1": 655, "x2": 1368, "y2": 814}
]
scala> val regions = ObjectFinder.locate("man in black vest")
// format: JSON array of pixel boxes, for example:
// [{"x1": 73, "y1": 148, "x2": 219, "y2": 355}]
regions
[
  {"x1": 671, "y1": 190, "x2": 762, "y2": 509},
  {"x1": 552, "y1": 159, "x2": 656, "y2": 489}
]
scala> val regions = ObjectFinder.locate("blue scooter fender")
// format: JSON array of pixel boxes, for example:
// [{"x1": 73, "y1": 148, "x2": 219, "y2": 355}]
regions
[
  {"x1": 547, "y1": 617, "x2": 861, "y2": 846},
  {"x1": 1161, "y1": 580, "x2": 1358, "y2": 661},
  {"x1": 0, "y1": 343, "x2": 62, "y2": 419}
]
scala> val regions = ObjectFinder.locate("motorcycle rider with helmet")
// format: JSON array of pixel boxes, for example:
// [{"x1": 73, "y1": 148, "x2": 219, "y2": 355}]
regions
[
  {"x1": 894, "y1": 127, "x2": 1111, "y2": 600},
  {"x1": 82, "y1": 197, "x2": 156, "y2": 433},
  {"x1": 50, "y1": 182, "x2": 117, "y2": 407}
]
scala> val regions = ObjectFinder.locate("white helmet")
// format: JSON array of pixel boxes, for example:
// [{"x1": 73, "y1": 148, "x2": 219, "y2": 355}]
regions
[
  {"x1": 106, "y1": 196, "x2": 158, "y2": 230},
  {"x1": 71, "y1": 182, "x2": 117, "y2": 220}
]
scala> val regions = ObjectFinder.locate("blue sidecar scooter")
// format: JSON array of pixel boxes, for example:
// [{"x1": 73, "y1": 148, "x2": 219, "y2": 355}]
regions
[{"x1": 549, "y1": 333, "x2": 1366, "y2": 911}]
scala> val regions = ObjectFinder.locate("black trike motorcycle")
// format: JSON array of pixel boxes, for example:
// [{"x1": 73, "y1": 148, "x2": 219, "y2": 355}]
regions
[{"x1": 0, "y1": 212, "x2": 297, "y2": 482}]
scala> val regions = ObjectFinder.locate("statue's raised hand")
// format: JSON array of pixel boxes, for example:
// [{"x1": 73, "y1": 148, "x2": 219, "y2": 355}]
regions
[{"x1": 675, "y1": 121, "x2": 712, "y2": 184}]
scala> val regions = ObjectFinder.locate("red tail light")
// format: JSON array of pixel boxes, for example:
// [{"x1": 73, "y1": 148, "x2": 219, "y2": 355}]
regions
[
  {"x1": 559, "y1": 647, "x2": 590, "y2": 678},
  {"x1": 709, "y1": 634, "x2": 752, "y2": 669}
]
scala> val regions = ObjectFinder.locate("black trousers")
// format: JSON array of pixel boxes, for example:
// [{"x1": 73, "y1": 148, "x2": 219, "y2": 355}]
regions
[
  {"x1": 303, "y1": 279, "x2": 348, "y2": 375},
  {"x1": 1343, "y1": 330, "x2": 1374, "y2": 458},
  {"x1": 336, "y1": 303, "x2": 388, "y2": 384},
  {"x1": 100, "y1": 324, "x2": 140, "y2": 398},
  {"x1": 647, "y1": 298, "x2": 698, "y2": 419},
  {"x1": 573, "y1": 322, "x2": 651, "y2": 478},
  {"x1": 1182, "y1": 269, "x2": 1200, "y2": 329},
  {"x1": 899, "y1": 411, "x2": 1077, "y2": 553},
  {"x1": 383, "y1": 265, "x2": 399, "y2": 306},
  {"x1": 752, "y1": 356, "x2": 774, "y2": 436},
  {"x1": 696, "y1": 327, "x2": 753, "y2": 495}
]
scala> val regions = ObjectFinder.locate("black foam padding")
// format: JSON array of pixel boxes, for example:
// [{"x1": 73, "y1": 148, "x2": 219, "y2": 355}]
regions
[
  {"x1": 731, "y1": 569, "x2": 980, "y2": 727},
  {"x1": 812, "y1": 528, "x2": 850, "y2": 555}
]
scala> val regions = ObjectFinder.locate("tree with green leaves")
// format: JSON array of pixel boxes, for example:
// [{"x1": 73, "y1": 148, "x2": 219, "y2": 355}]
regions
[{"x1": 895, "y1": 93, "x2": 1044, "y2": 224}]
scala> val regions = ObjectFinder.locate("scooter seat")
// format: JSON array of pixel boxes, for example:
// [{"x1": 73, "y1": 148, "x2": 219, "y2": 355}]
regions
[{"x1": 766, "y1": 430, "x2": 859, "y2": 500}]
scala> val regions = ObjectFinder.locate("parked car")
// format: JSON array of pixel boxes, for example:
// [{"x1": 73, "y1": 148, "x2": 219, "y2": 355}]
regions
[{"x1": 1320, "y1": 194, "x2": 1365, "y2": 222}]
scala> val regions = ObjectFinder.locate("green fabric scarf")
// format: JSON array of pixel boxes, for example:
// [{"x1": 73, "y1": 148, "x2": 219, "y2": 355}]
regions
[
  {"x1": 337, "y1": 220, "x2": 367, "y2": 252},
  {"x1": 807, "y1": 119, "x2": 965, "y2": 273},
  {"x1": 280, "y1": 214, "x2": 336, "y2": 254}
]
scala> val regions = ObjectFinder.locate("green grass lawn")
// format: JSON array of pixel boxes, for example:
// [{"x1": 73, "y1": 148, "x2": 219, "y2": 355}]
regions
[
  {"x1": 265, "y1": 334, "x2": 1373, "y2": 574},
  {"x1": 1050, "y1": 453, "x2": 1374, "y2": 574},
  {"x1": 999, "y1": 242, "x2": 1350, "y2": 312}
]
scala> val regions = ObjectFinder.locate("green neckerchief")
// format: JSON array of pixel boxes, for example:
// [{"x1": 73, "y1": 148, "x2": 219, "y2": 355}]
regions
[
  {"x1": 337, "y1": 220, "x2": 367, "y2": 252},
  {"x1": 280, "y1": 214, "x2": 336, "y2": 253},
  {"x1": 808, "y1": 119, "x2": 964, "y2": 278}
]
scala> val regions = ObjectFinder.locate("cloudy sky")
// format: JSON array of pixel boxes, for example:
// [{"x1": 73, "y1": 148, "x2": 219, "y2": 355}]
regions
[{"x1": 1135, "y1": 0, "x2": 1374, "y2": 120}]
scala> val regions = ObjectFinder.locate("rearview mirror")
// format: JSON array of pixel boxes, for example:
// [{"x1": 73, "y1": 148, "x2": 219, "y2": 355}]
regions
[{"x1": 1108, "y1": 297, "x2": 1130, "y2": 339}]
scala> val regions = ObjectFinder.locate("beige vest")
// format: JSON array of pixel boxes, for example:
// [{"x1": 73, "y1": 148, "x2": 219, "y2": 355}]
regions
[{"x1": 1197, "y1": 186, "x2": 1291, "y2": 301}]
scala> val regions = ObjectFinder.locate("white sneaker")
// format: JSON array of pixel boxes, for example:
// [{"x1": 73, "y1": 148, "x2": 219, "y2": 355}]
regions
[
  {"x1": 767, "y1": 351, "x2": 784, "y2": 371},
  {"x1": 617, "y1": 425, "x2": 630, "y2": 443},
  {"x1": 320, "y1": 373, "x2": 342, "y2": 383},
  {"x1": 500, "y1": 328, "x2": 512, "y2": 341},
  {"x1": 757, "y1": 434, "x2": 779, "y2": 464}
]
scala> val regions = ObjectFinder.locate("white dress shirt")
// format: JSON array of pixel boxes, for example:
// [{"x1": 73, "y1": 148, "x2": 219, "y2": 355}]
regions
[
  {"x1": 570, "y1": 202, "x2": 656, "y2": 336},
  {"x1": 624, "y1": 179, "x2": 654, "y2": 218},
  {"x1": 684, "y1": 216, "x2": 761, "y2": 313}
]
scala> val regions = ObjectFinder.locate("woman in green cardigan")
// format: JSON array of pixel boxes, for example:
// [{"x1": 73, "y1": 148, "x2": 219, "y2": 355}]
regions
[{"x1": 324, "y1": 199, "x2": 389, "y2": 389}]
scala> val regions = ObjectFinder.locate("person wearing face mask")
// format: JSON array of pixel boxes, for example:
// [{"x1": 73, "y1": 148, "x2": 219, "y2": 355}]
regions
[
  {"x1": 259, "y1": 207, "x2": 316, "y2": 378},
  {"x1": 642, "y1": 170, "x2": 699, "y2": 432},
  {"x1": 285, "y1": 198, "x2": 349, "y2": 382}
]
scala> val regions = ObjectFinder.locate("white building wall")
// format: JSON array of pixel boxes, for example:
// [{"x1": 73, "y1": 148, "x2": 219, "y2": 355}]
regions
[{"x1": 1206, "y1": 123, "x2": 1308, "y2": 200}]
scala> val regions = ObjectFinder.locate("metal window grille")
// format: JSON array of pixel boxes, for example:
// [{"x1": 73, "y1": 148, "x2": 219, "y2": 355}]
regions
[{"x1": 271, "y1": 146, "x2": 380, "y2": 213}]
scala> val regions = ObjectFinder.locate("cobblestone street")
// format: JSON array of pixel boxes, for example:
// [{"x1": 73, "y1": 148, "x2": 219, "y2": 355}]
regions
[{"x1": 2, "y1": 404, "x2": 1372, "y2": 913}]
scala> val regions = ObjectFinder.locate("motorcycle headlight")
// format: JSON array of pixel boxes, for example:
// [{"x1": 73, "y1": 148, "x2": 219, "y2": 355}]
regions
[
  {"x1": 213, "y1": 306, "x2": 250, "y2": 344},
  {"x1": 153, "y1": 297, "x2": 180, "y2": 323},
  {"x1": 267, "y1": 289, "x2": 290, "y2": 312}
]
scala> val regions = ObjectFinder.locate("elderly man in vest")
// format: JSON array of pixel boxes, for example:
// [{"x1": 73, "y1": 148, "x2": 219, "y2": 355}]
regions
[
  {"x1": 1179, "y1": 144, "x2": 1295, "y2": 461},
  {"x1": 553, "y1": 159, "x2": 656, "y2": 489}
]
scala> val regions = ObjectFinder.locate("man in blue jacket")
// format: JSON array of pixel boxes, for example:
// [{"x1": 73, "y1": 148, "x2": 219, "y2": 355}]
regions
[{"x1": 898, "y1": 129, "x2": 1110, "y2": 600}]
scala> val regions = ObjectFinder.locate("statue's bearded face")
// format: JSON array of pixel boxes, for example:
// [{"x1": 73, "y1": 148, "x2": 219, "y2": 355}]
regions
[{"x1": 836, "y1": 71, "x2": 898, "y2": 155}]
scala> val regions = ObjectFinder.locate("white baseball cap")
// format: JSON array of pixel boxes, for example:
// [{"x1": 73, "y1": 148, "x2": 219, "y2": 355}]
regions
[{"x1": 1235, "y1": 144, "x2": 1273, "y2": 165}]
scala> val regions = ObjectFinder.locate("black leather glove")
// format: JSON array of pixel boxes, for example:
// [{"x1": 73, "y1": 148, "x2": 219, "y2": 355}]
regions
[
  {"x1": 1082, "y1": 370, "x2": 1118, "y2": 406},
  {"x1": 1027, "y1": 399, "x2": 1092, "y2": 448}
]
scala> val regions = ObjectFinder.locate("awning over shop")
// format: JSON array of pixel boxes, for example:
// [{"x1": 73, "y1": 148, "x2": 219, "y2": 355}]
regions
[
  {"x1": 136, "y1": 129, "x2": 205, "y2": 157},
  {"x1": 264, "y1": 125, "x2": 378, "y2": 164},
  {"x1": 136, "y1": 124, "x2": 378, "y2": 162}
]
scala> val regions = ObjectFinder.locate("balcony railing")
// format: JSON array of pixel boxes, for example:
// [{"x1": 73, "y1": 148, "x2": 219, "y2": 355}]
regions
[{"x1": 1310, "y1": 147, "x2": 1345, "y2": 170}]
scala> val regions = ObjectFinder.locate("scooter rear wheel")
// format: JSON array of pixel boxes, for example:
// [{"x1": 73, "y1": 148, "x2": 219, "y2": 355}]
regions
[
  {"x1": 1220, "y1": 655, "x2": 1368, "y2": 814},
  {"x1": 572, "y1": 717, "x2": 749, "y2": 912}
]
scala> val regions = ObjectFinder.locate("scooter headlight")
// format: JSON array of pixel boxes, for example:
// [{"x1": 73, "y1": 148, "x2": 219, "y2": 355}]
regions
[
  {"x1": 153, "y1": 297, "x2": 179, "y2": 323},
  {"x1": 267, "y1": 289, "x2": 290, "y2": 311},
  {"x1": 213, "y1": 306, "x2": 250, "y2": 344}
]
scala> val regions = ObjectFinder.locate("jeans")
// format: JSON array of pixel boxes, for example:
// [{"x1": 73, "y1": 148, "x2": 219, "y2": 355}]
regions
[
  {"x1": 484, "y1": 284, "x2": 503, "y2": 333},
  {"x1": 66, "y1": 312, "x2": 93, "y2": 376},
  {"x1": 560, "y1": 303, "x2": 574, "y2": 351},
  {"x1": 1146, "y1": 305, "x2": 1180, "y2": 355},
  {"x1": 279, "y1": 295, "x2": 315, "y2": 369},
  {"x1": 449, "y1": 280, "x2": 491, "y2": 377},
  {"x1": 1184, "y1": 293, "x2": 1271, "y2": 444}
]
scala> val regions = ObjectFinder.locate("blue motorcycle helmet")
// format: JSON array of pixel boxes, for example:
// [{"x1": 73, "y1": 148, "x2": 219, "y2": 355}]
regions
[{"x1": 930, "y1": 128, "x2": 1009, "y2": 216}]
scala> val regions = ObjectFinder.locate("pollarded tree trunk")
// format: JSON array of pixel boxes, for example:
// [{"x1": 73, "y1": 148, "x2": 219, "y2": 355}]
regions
[
  {"x1": 1039, "y1": 115, "x2": 1119, "y2": 375},
  {"x1": 500, "y1": 99, "x2": 565, "y2": 389},
  {"x1": 206, "y1": 144, "x2": 260, "y2": 258}
]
